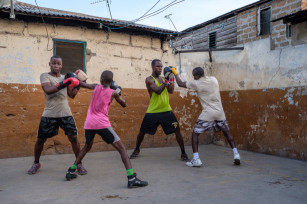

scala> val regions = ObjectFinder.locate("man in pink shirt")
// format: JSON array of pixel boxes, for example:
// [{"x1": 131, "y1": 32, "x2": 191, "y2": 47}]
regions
[{"x1": 65, "y1": 70, "x2": 148, "y2": 188}]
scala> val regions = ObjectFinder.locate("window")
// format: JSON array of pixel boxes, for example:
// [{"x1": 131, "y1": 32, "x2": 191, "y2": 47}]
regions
[
  {"x1": 259, "y1": 7, "x2": 271, "y2": 35},
  {"x1": 209, "y1": 32, "x2": 216, "y2": 48},
  {"x1": 286, "y1": 24, "x2": 291, "y2": 38},
  {"x1": 53, "y1": 39, "x2": 86, "y2": 74}
]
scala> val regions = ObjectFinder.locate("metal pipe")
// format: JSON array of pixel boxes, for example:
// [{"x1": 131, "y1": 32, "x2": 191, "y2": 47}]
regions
[
  {"x1": 10, "y1": 0, "x2": 15, "y2": 19},
  {"x1": 174, "y1": 47, "x2": 244, "y2": 54}
]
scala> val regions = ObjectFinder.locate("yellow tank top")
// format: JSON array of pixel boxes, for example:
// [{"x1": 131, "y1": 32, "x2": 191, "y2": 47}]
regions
[{"x1": 146, "y1": 75, "x2": 172, "y2": 113}]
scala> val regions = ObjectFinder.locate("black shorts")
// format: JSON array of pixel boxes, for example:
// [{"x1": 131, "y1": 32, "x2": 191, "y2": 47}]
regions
[
  {"x1": 37, "y1": 116, "x2": 78, "y2": 139},
  {"x1": 140, "y1": 111, "x2": 179, "y2": 135},
  {"x1": 85, "y1": 127, "x2": 120, "y2": 144}
]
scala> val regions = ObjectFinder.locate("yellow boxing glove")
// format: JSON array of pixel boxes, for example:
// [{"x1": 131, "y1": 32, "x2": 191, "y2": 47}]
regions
[{"x1": 171, "y1": 67, "x2": 178, "y2": 76}]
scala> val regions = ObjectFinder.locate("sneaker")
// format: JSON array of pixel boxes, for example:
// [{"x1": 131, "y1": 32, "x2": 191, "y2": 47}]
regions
[
  {"x1": 66, "y1": 168, "x2": 78, "y2": 181},
  {"x1": 234, "y1": 153, "x2": 241, "y2": 165},
  {"x1": 181, "y1": 153, "x2": 189, "y2": 161},
  {"x1": 28, "y1": 163, "x2": 41, "y2": 174},
  {"x1": 77, "y1": 163, "x2": 87, "y2": 175},
  {"x1": 186, "y1": 158, "x2": 202, "y2": 167},
  {"x1": 130, "y1": 149, "x2": 140, "y2": 159},
  {"x1": 127, "y1": 173, "x2": 148, "y2": 188}
]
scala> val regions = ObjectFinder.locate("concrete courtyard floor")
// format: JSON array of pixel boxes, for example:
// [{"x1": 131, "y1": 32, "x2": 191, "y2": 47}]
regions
[{"x1": 0, "y1": 144, "x2": 307, "y2": 204}]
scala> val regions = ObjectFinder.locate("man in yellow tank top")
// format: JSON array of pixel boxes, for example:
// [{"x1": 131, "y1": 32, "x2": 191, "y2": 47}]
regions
[{"x1": 130, "y1": 59, "x2": 188, "y2": 161}]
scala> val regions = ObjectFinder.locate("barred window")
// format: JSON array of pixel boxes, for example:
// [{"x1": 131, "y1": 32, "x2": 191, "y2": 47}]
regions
[{"x1": 53, "y1": 39, "x2": 86, "y2": 74}]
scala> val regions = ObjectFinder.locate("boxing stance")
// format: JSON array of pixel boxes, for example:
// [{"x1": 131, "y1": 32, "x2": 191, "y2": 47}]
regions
[
  {"x1": 28, "y1": 55, "x2": 87, "y2": 174},
  {"x1": 130, "y1": 59, "x2": 188, "y2": 161},
  {"x1": 65, "y1": 70, "x2": 148, "y2": 188},
  {"x1": 172, "y1": 67, "x2": 241, "y2": 166}
]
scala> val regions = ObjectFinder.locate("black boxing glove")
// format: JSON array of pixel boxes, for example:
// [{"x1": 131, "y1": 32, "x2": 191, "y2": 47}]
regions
[
  {"x1": 110, "y1": 81, "x2": 122, "y2": 95},
  {"x1": 163, "y1": 66, "x2": 172, "y2": 80}
]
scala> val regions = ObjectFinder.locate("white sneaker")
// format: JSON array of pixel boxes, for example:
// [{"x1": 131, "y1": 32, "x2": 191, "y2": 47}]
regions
[
  {"x1": 186, "y1": 158, "x2": 202, "y2": 167},
  {"x1": 234, "y1": 153, "x2": 241, "y2": 165}
]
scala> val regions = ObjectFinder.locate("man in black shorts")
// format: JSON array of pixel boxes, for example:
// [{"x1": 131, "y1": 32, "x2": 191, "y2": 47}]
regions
[
  {"x1": 130, "y1": 59, "x2": 188, "y2": 161},
  {"x1": 27, "y1": 55, "x2": 87, "y2": 175}
]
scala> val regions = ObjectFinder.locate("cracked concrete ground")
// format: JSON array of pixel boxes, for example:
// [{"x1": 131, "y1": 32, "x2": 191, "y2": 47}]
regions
[{"x1": 0, "y1": 144, "x2": 307, "y2": 204}]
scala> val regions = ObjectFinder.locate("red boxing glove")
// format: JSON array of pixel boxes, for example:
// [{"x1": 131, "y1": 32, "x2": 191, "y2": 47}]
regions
[
  {"x1": 162, "y1": 78, "x2": 169, "y2": 85},
  {"x1": 67, "y1": 77, "x2": 80, "y2": 87}
]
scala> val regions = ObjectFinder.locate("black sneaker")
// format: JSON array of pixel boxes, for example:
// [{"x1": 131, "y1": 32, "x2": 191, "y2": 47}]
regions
[
  {"x1": 127, "y1": 173, "x2": 148, "y2": 188},
  {"x1": 66, "y1": 168, "x2": 78, "y2": 181}
]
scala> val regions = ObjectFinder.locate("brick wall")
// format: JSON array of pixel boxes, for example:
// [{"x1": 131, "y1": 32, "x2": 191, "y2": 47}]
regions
[{"x1": 237, "y1": 0, "x2": 302, "y2": 49}]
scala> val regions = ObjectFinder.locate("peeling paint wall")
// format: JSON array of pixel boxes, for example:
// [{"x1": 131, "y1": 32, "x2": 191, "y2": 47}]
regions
[
  {"x1": 174, "y1": 37, "x2": 307, "y2": 160},
  {"x1": 1, "y1": 19, "x2": 213, "y2": 159}
]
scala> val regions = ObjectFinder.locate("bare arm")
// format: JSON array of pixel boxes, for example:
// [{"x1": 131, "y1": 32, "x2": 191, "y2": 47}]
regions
[
  {"x1": 112, "y1": 91, "x2": 126, "y2": 107},
  {"x1": 167, "y1": 82, "x2": 175, "y2": 94},
  {"x1": 79, "y1": 81, "x2": 98, "y2": 89},
  {"x1": 67, "y1": 86, "x2": 79, "y2": 99},
  {"x1": 146, "y1": 77, "x2": 167, "y2": 95},
  {"x1": 41, "y1": 82, "x2": 60, "y2": 95},
  {"x1": 175, "y1": 75, "x2": 187, "y2": 88}
]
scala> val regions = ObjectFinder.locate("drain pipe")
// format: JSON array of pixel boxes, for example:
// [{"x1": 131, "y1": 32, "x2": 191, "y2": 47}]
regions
[{"x1": 10, "y1": 0, "x2": 15, "y2": 19}]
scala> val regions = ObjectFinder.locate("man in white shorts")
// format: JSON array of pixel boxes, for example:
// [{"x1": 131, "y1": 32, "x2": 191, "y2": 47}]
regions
[{"x1": 171, "y1": 67, "x2": 241, "y2": 166}]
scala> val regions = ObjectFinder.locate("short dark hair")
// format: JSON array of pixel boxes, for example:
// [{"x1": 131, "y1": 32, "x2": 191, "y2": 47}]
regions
[
  {"x1": 192, "y1": 67, "x2": 204, "y2": 77},
  {"x1": 101, "y1": 70, "x2": 113, "y2": 84},
  {"x1": 151, "y1": 59, "x2": 161, "y2": 67},
  {"x1": 50, "y1": 55, "x2": 62, "y2": 61}
]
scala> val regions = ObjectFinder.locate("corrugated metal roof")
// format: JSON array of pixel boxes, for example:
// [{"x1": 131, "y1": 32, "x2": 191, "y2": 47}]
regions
[{"x1": 0, "y1": 1, "x2": 175, "y2": 34}]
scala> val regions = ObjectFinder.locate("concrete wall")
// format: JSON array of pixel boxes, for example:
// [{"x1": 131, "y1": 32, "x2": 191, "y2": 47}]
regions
[
  {"x1": 0, "y1": 18, "x2": 215, "y2": 159},
  {"x1": 174, "y1": 37, "x2": 307, "y2": 160}
]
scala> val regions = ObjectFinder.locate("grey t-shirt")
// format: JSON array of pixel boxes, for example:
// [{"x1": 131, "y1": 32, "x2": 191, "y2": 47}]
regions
[{"x1": 40, "y1": 72, "x2": 72, "y2": 117}]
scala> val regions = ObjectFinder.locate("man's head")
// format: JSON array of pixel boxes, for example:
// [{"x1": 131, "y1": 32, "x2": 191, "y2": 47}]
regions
[
  {"x1": 100, "y1": 70, "x2": 113, "y2": 85},
  {"x1": 192, "y1": 67, "x2": 205, "y2": 80},
  {"x1": 49, "y1": 55, "x2": 62, "y2": 74},
  {"x1": 151, "y1": 59, "x2": 163, "y2": 76}
]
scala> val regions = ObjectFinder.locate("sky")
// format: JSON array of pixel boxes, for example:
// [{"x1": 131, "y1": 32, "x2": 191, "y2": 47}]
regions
[{"x1": 18, "y1": 0, "x2": 257, "y2": 31}]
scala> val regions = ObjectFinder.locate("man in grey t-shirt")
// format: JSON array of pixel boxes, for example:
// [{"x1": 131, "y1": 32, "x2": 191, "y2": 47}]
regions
[
  {"x1": 172, "y1": 67, "x2": 241, "y2": 167},
  {"x1": 27, "y1": 55, "x2": 87, "y2": 175}
]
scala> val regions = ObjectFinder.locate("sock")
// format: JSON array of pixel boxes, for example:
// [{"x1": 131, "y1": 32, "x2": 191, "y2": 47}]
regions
[
  {"x1": 34, "y1": 160, "x2": 39, "y2": 164},
  {"x1": 126, "y1": 168, "x2": 134, "y2": 176},
  {"x1": 193, "y1": 152, "x2": 199, "y2": 160},
  {"x1": 233, "y1": 148, "x2": 238, "y2": 154},
  {"x1": 181, "y1": 149, "x2": 186, "y2": 155},
  {"x1": 70, "y1": 163, "x2": 78, "y2": 170}
]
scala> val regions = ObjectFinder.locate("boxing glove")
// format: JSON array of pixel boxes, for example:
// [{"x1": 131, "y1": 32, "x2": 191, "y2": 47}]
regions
[
  {"x1": 110, "y1": 81, "x2": 122, "y2": 95},
  {"x1": 163, "y1": 66, "x2": 172, "y2": 80},
  {"x1": 75, "y1": 69, "x2": 88, "y2": 82},
  {"x1": 64, "y1": 72, "x2": 78, "y2": 79},
  {"x1": 170, "y1": 67, "x2": 178, "y2": 75},
  {"x1": 56, "y1": 77, "x2": 79, "y2": 90}
]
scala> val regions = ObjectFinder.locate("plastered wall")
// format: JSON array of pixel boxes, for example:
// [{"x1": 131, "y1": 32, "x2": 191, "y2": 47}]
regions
[
  {"x1": 175, "y1": 38, "x2": 307, "y2": 160},
  {"x1": 0, "y1": 18, "x2": 213, "y2": 159}
]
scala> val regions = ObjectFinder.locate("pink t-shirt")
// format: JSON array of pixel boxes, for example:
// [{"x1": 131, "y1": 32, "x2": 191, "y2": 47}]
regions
[{"x1": 84, "y1": 85, "x2": 114, "y2": 129}]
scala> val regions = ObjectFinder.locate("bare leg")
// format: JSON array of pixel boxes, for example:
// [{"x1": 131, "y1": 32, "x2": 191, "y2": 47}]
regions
[
  {"x1": 67, "y1": 135, "x2": 81, "y2": 158},
  {"x1": 174, "y1": 129, "x2": 189, "y2": 161},
  {"x1": 112, "y1": 140, "x2": 132, "y2": 169},
  {"x1": 192, "y1": 132, "x2": 200, "y2": 153},
  {"x1": 130, "y1": 131, "x2": 145, "y2": 159},
  {"x1": 222, "y1": 130, "x2": 235, "y2": 149},
  {"x1": 74, "y1": 140, "x2": 94, "y2": 165},
  {"x1": 34, "y1": 138, "x2": 46, "y2": 162}
]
